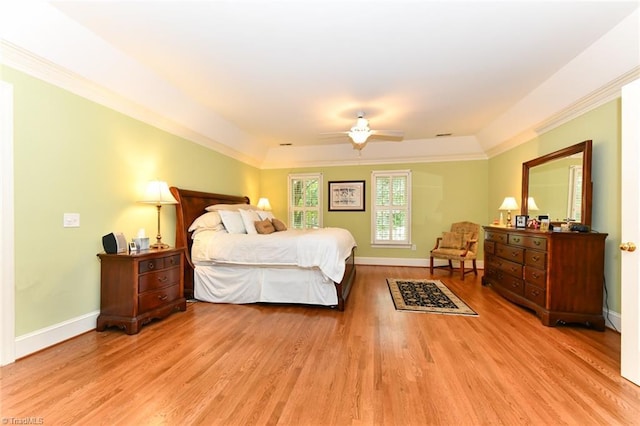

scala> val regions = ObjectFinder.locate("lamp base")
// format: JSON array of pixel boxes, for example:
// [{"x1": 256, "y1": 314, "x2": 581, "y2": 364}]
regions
[{"x1": 150, "y1": 242, "x2": 170, "y2": 250}]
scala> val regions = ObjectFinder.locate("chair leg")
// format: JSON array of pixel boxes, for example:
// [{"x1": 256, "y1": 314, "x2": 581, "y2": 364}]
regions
[
  {"x1": 472, "y1": 259, "x2": 478, "y2": 276},
  {"x1": 460, "y1": 261, "x2": 465, "y2": 279},
  {"x1": 430, "y1": 256, "x2": 434, "y2": 275},
  {"x1": 448, "y1": 260, "x2": 453, "y2": 274}
]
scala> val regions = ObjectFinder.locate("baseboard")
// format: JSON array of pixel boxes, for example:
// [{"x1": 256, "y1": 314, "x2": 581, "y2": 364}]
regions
[
  {"x1": 14, "y1": 310, "x2": 99, "y2": 360},
  {"x1": 604, "y1": 308, "x2": 621, "y2": 332},
  {"x1": 355, "y1": 256, "x2": 485, "y2": 269}
]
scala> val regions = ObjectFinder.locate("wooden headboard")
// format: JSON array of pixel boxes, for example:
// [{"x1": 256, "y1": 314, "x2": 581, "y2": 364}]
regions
[{"x1": 169, "y1": 187, "x2": 250, "y2": 298}]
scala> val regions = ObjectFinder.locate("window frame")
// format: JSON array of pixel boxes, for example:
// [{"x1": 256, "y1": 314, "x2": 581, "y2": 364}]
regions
[
  {"x1": 370, "y1": 169, "x2": 412, "y2": 247},
  {"x1": 287, "y1": 172, "x2": 323, "y2": 230}
]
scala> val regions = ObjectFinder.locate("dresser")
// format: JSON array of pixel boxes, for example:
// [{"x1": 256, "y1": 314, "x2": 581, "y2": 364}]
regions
[
  {"x1": 97, "y1": 247, "x2": 187, "y2": 334},
  {"x1": 482, "y1": 226, "x2": 607, "y2": 330}
]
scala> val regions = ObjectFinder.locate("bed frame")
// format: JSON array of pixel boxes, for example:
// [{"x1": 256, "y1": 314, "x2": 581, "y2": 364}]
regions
[{"x1": 169, "y1": 187, "x2": 356, "y2": 310}]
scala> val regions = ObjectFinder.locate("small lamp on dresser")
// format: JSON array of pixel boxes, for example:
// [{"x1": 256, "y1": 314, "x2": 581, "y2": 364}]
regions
[
  {"x1": 499, "y1": 196, "x2": 519, "y2": 228},
  {"x1": 139, "y1": 180, "x2": 179, "y2": 249}
]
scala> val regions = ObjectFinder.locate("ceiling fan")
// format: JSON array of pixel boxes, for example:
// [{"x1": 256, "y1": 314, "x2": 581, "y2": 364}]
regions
[{"x1": 321, "y1": 112, "x2": 404, "y2": 150}]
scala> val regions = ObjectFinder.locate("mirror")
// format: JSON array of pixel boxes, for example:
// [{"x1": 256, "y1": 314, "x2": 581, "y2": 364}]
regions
[{"x1": 521, "y1": 140, "x2": 592, "y2": 226}]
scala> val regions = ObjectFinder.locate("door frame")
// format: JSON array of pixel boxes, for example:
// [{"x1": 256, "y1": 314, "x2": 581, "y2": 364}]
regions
[
  {"x1": 1, "y1": 80, "x2": 15, "y2": 366},
  {"x1": 621, "y1": 78, "x2": 640, "y2": 386}
]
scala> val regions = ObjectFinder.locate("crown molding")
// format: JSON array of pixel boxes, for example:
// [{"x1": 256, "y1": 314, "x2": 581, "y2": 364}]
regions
[
  {"x1": 535, "y1": 66, "x2": 640, "y2": 135},
  {"x1": 0, "y1": 41, "x2": 262, "y2": 168}
]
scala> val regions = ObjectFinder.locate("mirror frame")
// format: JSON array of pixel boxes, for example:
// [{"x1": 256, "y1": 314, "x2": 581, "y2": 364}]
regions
[{"x1": 521, "y1": 140, "x2": 592, "y2": 226}]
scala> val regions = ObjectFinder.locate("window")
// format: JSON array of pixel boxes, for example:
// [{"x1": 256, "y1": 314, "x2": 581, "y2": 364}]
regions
[
  {"x1": 371, "y1": 170, "x2": 411, "y2": 245},
  {"x1": 288, "y1": 173, "x2": 322, "y2": 229}
]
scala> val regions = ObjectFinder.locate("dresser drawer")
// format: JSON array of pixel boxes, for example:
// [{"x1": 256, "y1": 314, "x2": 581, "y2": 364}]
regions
[
  {"x1": 508, "y1": 234, "x2": 547, "y2": 251},
  {"x1": 524, "y1": 266, "x2": 546, "y2": 287},
  {"x1": 484, "y1": 240, "x2": 495, "y2": 255},
  {"x1": 497, "y1": 275, "x2": 524, "y2": 296},
  {"x1": 485, "y1": 231, "x2": 507, "y2": 244},
  {"x1": 139, "y1": 284, "x2": 181, "y2": 312},
  {"x1": 139, "y1": 266, "x2": 180, "y2": 293},
  {"x1": 525, "y1": 250, "x2": 546, "y2": 269},
  {"x1": 525, "y1": 283, "x2": 546, "y2": 306},
  {"x1": 493, "y1": 257, "x2": 523, "y2": 279},
  {"x1": 495, "y1": 243, "x2": 524, "y2": 263}
]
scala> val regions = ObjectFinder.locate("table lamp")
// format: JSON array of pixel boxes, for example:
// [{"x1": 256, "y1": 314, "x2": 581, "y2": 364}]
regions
[
  {"x1": 139, "y1": 180, "x2": 178, "y2": 249},
  {"x1": 499, "y1": 197, "x2": 519, "y2": 228}
]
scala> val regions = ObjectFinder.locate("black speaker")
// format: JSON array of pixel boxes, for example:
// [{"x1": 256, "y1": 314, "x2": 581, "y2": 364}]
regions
[{"x1": 102, "y1": 232, "x2": 126, "y2": 254}]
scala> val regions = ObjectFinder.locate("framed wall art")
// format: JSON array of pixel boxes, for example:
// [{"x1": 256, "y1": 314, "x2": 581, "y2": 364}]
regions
[{"x1": 328, "y1": 180, "x2": 365, "y2": 211}]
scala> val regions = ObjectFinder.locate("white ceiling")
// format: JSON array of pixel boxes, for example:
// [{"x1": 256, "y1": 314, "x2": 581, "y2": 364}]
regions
[{"x1": 2, "y1": 1, "x2": 640, "y2": 167}]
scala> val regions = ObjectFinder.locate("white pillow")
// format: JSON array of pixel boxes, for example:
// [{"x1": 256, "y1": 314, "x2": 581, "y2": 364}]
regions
[
  {"x1": 219, "y1": 210, "x2": 247, "y2": 234},
  {"x1": 239, "y1": 209, "x2": 261, "y2": 234},
  {"x1": 205, "y1": 203, "x2": 257, "y2": 212},
  {"x1": 257, "y1": 211, "x2": 275, "y2": 221},
  {"x1": 188, "y1": 211, "x2": 222, "y2": 232}
]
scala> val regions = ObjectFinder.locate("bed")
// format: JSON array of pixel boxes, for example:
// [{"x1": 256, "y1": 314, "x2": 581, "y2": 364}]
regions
[{"x1": 170, "y1": 187, "x2": 357, "y2": 310}]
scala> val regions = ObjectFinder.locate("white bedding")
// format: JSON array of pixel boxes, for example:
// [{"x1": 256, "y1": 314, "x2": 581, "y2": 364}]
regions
[
  {"x1": 194, "y1": 264, "x2": 339, "y2": 306},
  {"x1": 192, "y1": 227, "x2": 356, "y2": 282}
]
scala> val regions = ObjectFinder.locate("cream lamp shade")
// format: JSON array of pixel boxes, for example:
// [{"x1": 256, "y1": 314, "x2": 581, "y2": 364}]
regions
[
  {"x1": 257, "y1": 197, "x2": 272, "y2": 211},
  {"x1": 499, "y1": 196, "x2": 519, "y2": 227},
  {"x1": 528, "y1": 197, "x2": 540, "y2": 211},
  {"x1": 139, "y1": 180, "x2": 178, "y2": 249}
]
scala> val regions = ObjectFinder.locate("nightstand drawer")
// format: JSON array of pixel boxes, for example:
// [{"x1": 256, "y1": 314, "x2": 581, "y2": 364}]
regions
[
  {"x1": 139, "y1": 284, "x2": 181, "y2": 312},
  {"x1": 139, "y1": 267, "x2": 180, "y2": 293},
  {"x1": 139, "y1": 257, "x2": 165, "y2": 273},
  {"x1": 164, "y1": 254, "x2": 181, "y2": 268}
]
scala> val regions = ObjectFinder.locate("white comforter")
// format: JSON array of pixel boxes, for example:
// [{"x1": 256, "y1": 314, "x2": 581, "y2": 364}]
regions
[{"x1": 192, "y1": 228, "x2": 357, "y2": 283}]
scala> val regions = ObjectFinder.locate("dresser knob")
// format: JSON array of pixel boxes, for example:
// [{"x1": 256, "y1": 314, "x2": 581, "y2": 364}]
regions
[
  {"x1": 158, "y1": 294, "x2": 168, "y2": 301},
  {"x1": 158, "y1": 276, "x2": 168, "y2": 283}
]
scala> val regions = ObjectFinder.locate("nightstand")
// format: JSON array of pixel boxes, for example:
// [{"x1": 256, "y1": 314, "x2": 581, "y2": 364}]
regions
[{"x1": 96, "y1": 247, "x2": 187, "y2": 334}]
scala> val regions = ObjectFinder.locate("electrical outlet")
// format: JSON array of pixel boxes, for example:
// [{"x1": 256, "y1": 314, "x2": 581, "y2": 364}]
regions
[
  {"x1": 411, "y1": 244, "x2": 416, "y2": 251},
  {"x1": 63, "y1": 213, "x2": 80, "y2": 228}
]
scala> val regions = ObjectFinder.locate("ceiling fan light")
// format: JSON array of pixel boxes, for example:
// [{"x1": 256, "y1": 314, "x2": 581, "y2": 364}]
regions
[
  {"x1": 355, "y1": 117, "x2": 369, "y2": 129},
  {"x1": 348, "y1": 129, "x2": 371, "y2": 144}
]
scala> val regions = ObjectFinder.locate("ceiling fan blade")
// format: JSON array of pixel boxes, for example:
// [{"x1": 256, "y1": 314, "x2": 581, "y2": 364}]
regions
[
  {"x1": 319, "y1": 131, "x2": 349, "y2": 139},
  {"x1": 369, "y1": 130, "x2": 405, "y2": 141}
]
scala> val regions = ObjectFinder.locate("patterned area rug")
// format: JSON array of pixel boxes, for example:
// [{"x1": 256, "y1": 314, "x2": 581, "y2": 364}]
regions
[{"x1": 386, "y1": 278, "x2": 478, "y2": 316}]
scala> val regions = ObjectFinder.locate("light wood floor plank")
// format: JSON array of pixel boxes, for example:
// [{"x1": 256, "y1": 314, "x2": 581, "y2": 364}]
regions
[{"x1": 1, "y1": 265, "x2": 639, "y2": 425}]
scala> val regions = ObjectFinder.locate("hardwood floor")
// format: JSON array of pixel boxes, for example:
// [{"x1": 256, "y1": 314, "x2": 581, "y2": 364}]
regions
[{"x1": 1, "y1": 265, "x2": 639, "y2": 425}]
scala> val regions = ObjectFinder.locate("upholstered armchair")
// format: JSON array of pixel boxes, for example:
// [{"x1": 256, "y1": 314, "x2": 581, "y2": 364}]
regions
[{"x1": 430, "y1": 221, "x2": 480, "y2": 279}]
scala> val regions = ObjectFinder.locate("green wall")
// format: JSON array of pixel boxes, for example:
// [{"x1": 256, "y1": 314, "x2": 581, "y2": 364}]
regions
[
  {"x1": 488, "y1": 100, "x2": 621, "y2": 312},
  {"x1": 260, "y1": 161, "x2": 489, "y2": 259},
  {"x1": 3, "y1": 67, "x2": 260, "y2": 335},
  {"x1": 3, "y1": 64, "x2": 623, "y2": 337}
]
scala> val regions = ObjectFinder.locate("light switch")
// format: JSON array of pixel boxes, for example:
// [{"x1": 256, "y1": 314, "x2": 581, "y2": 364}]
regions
[{"x1": 63, "y1": 213, "x2": 80, "y2": 228}]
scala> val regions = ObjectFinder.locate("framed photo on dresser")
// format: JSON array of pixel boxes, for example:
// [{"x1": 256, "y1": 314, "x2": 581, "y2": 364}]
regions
[{"x1": 515, "y1": 215, "x2": 528, "y2": 229}]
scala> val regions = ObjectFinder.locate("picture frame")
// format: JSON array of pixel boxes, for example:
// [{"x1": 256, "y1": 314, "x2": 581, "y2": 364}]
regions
[
  {"x1": 540, "y1": 218, "x2": 550, "y2": 232},
  {"x1": 515, "y1": 215, "x2": 528, "y2": 229},
  {"x1": 328, "y1": 180, "x2": 365, "y2": 211}
]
